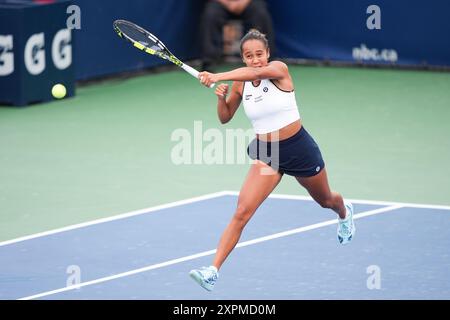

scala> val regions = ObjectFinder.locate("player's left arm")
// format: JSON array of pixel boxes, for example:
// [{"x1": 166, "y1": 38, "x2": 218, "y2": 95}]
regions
[{"x1": 199, "y1": 61, "x2": 289, "y2": 87}]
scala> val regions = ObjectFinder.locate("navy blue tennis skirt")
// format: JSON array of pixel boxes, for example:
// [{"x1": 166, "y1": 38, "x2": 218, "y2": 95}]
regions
[{"x1": 247, "y1": 126, "x2": 325, "y2": 177}]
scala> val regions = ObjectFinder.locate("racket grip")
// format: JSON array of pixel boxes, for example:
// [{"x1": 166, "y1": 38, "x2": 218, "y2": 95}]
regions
[{"x1": 181, "y1": 63, "x2": 215, "y2": 88}]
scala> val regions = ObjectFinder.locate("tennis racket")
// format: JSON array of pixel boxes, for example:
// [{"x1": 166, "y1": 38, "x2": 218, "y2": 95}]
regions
[{"x1": 113, "y1": 19, "x2": 214, "y2": 88}]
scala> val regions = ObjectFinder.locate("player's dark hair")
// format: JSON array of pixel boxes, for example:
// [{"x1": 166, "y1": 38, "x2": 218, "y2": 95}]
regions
[{"x1": 240, "y1": 29, "x2": 269, "y2": 55}]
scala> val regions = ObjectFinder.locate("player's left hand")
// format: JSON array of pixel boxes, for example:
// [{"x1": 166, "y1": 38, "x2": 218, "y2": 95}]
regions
[{"x1": 199, "y1": 71, "x2": 218, "y2": 88}]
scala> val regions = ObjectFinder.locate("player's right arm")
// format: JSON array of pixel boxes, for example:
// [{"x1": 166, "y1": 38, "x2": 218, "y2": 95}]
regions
[{"x1": 216, "y1": 81, "x2": 242, "y2": 124}]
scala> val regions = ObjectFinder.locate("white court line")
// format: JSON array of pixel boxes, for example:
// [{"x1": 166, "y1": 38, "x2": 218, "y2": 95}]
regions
[
  {"x1": 2, "y1": 191, "x2": 449, "y2": 247},
  {"x1": 18, "y1": 204, "x2": 402, "y2": 300},
  {"x1": 0, "y1": 191, "x2": 230, "y2": 247},
  {"x1": 224, "y1": 190, "x2": 450, "y2": 211}
]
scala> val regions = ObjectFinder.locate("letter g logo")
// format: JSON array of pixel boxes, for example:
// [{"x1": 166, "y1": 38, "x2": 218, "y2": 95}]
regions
[{"x1": 24, "y1": 33, "x2": 45, "y2": 75}]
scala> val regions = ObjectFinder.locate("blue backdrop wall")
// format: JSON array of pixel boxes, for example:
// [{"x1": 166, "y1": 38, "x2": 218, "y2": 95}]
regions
[
  {"x1": 267, "y1": 0, "x2": 450, "y2": 67},
  {"x1": 2, "y1": 0, "x2": 449, "y2": 85},
  {"x1": 68, "y1": 0, "x2": 450, "y2": 79},
  {"x1": 71, "y1": 0, "x2": 205, "y2": 80}
]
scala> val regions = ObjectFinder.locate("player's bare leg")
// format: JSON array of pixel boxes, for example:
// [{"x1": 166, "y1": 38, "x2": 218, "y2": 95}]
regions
[
  {"x1": 189, "y1": 160, "x2": 282, "y2": 291},
  {"x1": 296, "y1": 168, "x2": 355, "y2": 245}
]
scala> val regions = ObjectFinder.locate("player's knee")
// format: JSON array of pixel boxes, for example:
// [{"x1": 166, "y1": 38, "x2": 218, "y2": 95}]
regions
[{"x1": 233, "y1": 204, "x2": 254, "y2": 226}]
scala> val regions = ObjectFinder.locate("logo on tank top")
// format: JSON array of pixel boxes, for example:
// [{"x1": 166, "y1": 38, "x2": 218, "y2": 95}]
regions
[
  {"x1": 245, "y1": 94, "x2": 252, "y2": 100},
  {"x1": 263, "y1": 87, "x2": 268, "y2": 93}
]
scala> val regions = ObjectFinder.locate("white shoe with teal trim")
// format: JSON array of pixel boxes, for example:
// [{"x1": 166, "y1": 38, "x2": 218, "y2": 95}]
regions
[
  {"x1": 337, "y1": 201, "x2": 355, "y2": 245},
  {"x1": 189, "y1": 266, "x2": 219, "y2": 291}
]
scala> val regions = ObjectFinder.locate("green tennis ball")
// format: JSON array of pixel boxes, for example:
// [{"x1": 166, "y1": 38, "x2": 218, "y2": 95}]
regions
[{"x1": 52, "y1": 84, "x2": 67, "y2": 99}]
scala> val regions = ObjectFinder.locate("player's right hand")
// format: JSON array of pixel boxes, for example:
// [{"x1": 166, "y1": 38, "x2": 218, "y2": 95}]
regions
[{"x1": 215, "y1": 83, "x2": 229, "y2": 100}]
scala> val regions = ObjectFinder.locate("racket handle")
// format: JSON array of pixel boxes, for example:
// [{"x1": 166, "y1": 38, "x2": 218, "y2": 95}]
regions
[{"x1": 181, "y1": 63, "x2": 215, "y2": 88}]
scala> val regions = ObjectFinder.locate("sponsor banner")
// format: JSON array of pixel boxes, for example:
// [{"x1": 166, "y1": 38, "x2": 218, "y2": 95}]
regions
[{"x1": 0, "y1": 0, "x2": 75, "y2": 106}]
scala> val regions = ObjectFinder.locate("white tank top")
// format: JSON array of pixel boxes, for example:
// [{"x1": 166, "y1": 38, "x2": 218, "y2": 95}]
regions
[{"x1": 242, "y1": 79, "x2": 301, "y2": 134}]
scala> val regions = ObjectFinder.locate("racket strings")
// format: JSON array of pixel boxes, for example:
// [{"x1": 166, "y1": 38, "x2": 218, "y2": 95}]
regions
[
  {"x1": 113, "y1": 20, "x2": 183, "y2": 67},
  {"x1": 116, "y1": 21, "x2": 167, "y2": 54}
]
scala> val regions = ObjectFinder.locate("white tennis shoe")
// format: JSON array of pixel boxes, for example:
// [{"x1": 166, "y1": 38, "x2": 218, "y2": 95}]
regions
[
  {"x1": 337, "y1": 201, "x2": 355, "y2": 245},
  {"x1": 189, "y1": 266, "x2": 219, "y2": 291}
]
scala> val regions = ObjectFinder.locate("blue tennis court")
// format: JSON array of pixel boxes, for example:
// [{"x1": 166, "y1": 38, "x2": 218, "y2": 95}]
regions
[{"x1": 1, "y1": 192, "x2": 449, "y2": 300}]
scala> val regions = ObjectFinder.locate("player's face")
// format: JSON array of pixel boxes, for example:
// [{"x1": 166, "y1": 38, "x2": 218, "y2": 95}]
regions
[{"x1": 242, "y1": 39, "x2": 270, "y2": 68}]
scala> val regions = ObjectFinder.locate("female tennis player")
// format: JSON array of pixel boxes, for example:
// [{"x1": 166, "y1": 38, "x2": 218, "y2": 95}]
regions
[{"x1": 189, "y1": 29, "x2": 355, "y2": 291}]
